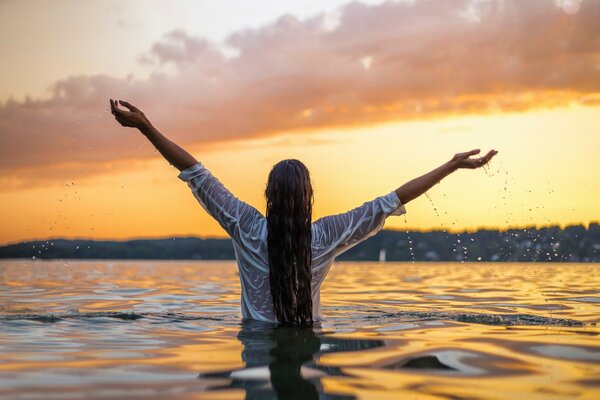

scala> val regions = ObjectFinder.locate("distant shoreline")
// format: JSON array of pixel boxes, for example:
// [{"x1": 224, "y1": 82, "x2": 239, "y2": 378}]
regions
[{"x1": 2, "y1": 224, "x2": 598, "y2": 263}]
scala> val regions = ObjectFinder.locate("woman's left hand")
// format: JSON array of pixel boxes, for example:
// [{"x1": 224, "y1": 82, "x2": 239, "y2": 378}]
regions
[
  {"x1": 109, "y1": 99, "x2": 151, "y2": 130},
  {"x1": 450, "y1": 149, "x2": 498, "y2": 170}
]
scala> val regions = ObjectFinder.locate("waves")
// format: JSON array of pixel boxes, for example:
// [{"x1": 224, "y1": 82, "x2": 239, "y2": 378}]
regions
[
  {"x1": 364, "y1": 310, "x2": 584, "y2": 326},
  {"x1": 0, "y1": 311, "x2": 228, "y2": 323},
  {"x1": 0, "y1": 310, "x2": 584, "y2": 327}
]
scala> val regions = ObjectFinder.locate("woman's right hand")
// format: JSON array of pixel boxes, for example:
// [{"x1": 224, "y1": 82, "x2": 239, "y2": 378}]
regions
[
  {"x1": 450, "y1": 149, "x2": 498, "y2": 170},
  {"x1": 109, "y1": 99, "x2": 151, "y2": 131}
]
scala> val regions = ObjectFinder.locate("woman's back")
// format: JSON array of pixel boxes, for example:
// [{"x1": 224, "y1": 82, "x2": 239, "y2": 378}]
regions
[{"x1": 178, "y1": 162, "x2": 406, "y2": 323}]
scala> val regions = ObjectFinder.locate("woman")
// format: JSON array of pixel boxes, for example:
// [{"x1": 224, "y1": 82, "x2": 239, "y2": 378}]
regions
[{"x1": 110, "y1": 99, "x2": 497, "y2": 327}]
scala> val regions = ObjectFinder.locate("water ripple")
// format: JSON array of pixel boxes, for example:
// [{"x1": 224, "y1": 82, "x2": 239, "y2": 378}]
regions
[{"x1": 0, "y1": 310, "x2": 584, "y2": 327}]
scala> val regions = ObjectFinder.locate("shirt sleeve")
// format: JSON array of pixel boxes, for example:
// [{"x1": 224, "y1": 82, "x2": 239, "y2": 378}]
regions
[
  {"x1": 178, "y1": 162, "x2": 265, "y2": 240},
  {"x1": 313, "y1": 190, "x2": 406, "y2": 257}
]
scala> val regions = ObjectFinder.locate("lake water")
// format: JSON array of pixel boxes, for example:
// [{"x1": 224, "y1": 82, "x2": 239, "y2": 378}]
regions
[{"x1": 0, "y1": 260, "x2": 598, "y2": 399}]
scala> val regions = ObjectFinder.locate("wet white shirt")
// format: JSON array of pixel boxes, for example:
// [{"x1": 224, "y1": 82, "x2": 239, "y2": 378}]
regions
[{"x1": 178, "y1": 162, "x2": 407, "y2": 323}]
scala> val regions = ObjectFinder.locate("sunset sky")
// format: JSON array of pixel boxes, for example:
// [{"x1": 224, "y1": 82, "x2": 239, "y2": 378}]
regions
[{"x1": 1, "y1": 0, "x2": 599, "y2": 245}]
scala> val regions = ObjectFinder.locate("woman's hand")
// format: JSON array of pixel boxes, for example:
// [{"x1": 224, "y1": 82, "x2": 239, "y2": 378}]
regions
[
  {"x1": 450, "y1": 149, "x2": 498, "y2": 170},
  {"x1": 109, "y1": 99, "x2": 151, "y2": 131},
  {"x1": 395, "y1": 148, "x2": 499, "y2": 204},
  {"x1": 109, "y1": 98, "x2": 198, "y2": 170}
]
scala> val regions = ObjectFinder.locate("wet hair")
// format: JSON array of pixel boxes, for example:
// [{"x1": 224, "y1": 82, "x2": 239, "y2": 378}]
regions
[{"x1": 265, "y1": 159, "x2": 314, "y2": 327}]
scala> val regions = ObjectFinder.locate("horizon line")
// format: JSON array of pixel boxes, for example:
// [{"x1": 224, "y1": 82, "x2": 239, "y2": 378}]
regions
[{"x1": 2, "y1": 221, "x2": 598, "y2": 247}]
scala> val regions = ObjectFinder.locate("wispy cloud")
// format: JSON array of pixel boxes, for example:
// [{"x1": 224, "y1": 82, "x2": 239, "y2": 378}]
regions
[{"x1": 1, "y1": 0, "x2": 598, "y2": 182}]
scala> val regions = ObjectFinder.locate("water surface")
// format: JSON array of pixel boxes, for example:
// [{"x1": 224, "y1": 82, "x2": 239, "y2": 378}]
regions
[{"x1": 1, "y1": 261, "x2": 598, "y2": 399}]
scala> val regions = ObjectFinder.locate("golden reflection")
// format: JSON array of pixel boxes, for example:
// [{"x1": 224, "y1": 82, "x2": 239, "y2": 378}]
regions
[{"x1": 1, "y1": 260, "x2": 599, "y2": 399}]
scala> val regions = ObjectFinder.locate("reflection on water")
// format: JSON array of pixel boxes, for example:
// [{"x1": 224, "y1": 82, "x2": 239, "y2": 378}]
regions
[
  {"x1": 200, "y1": 320, "x2": 387, "y2": 400},
  {"x1": 0, "y1": 260, "x2": 599, "y2": 399}
]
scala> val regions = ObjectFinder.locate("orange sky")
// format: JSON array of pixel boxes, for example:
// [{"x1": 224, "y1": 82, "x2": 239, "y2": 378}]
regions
[{"x1": 1, "y1": 0, "x2": 599, "y2": 245}]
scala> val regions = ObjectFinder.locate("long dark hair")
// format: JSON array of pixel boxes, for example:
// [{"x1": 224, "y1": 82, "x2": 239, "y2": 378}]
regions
[{"x1": 265, "y1": 159, "x2": 314, "y2": 326}]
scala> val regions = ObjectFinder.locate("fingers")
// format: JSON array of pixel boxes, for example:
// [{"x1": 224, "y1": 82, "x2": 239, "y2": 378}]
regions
[
  {"x1": 110, "y1": 98, "x2": 124, "y2": 116},
  {"x1": 473, "y1": 150, "x2": 498, "y2": 168},
  {"x1": 110, "y1": 98, "x2": 139, "y2": 125},
  {"x1": 483, "y1": 149, "x2": 498, "y2": 162},
  {"x1": 118, "y1": 100, "x2": 138, "y2": 112},
  {"x1": 110, "y1": 98, "x2": 138, "y2": 117},
  {"x1": 454, "y1": 148, "x2": 481, "y2": 161},
  {"x1": 115, "y1": 115, "x2": 134, "y2": 127},
  {"x1": 454, "y1": 148, "x2": 498, "y2": 169}
]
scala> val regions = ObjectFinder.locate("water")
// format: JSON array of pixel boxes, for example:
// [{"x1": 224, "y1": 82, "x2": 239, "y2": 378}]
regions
[{"x1": 0, "y1": 260, "x2": 598, "y2": 399}]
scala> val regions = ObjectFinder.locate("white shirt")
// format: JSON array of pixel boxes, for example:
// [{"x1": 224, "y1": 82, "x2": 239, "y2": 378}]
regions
[{"x1": 178, "y1": 162, "x2": 407, "y2": 323}]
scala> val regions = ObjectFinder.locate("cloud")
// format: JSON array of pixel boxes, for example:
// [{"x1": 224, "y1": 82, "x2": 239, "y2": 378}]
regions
[
  {"x1": 1, "y1": 0, "x2": 599, "y2": 183},
  {"x1": 556, "y1": 0, "x2": 584, "y2": 14}
]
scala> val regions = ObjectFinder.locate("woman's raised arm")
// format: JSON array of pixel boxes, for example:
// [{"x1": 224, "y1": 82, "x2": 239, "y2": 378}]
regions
[
  {"x1": 109, "y1": 99, "x2": 264, "y2": 240},
  {"x1": 395, "y1": 149, "x2": 498, "y2": 205},
  {"x1": 313, "y1": 149, "x2": 498, "y2": 258},
  {"x1": 109, "y1": 99, "x2": 197, "y2": 171}
]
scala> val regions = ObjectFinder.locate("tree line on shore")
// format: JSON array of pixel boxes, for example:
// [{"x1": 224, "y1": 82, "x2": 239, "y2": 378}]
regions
[{"x1": 1, "y1": 223, "x2": 598, "y2": 262}]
